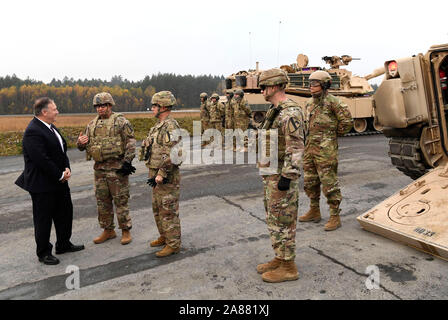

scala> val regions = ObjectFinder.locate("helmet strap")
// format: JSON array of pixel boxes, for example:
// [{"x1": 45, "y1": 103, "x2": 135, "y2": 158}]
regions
[{"x1": 155, "y1": 107, "x2": 170, "y2": 118}]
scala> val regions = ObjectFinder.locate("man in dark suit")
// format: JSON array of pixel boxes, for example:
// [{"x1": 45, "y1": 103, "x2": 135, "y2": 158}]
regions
[{"x1": 15, "y1": 97, "x2": 84, "y2": 265}]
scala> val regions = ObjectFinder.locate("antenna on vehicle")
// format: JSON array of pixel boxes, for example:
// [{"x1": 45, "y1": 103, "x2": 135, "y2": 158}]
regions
[
  {"x1": 249, "y1": 32, "x2": 253, "y2": 70},
  {"x1": 277, "y1": 21, "x2": 282, "y2": 66}
]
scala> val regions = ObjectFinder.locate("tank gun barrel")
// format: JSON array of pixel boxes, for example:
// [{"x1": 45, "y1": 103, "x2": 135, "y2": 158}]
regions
[{"x1": 364, "y1": 67, "x2": 386, "y2": 80}]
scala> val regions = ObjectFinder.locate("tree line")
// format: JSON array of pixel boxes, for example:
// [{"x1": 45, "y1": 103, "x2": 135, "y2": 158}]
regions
[{"x1": 0, "y1": 73, "x2": 225, "y2": 115}]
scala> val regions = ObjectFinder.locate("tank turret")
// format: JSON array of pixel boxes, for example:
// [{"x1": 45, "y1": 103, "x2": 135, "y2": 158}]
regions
[{"x1": 225, "y1": 53, "x2": 382, "y2": 134}]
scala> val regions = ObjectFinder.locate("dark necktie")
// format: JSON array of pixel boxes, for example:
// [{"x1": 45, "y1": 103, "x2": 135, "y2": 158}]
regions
[{"x1": 50, "y1": 125, "x2": 64, "y2": 151}]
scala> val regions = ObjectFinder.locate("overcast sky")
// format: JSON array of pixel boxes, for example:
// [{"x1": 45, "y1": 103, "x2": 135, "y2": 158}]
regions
[{"x1": 1, "y1": 0, "x2": 447, "y2": 85}]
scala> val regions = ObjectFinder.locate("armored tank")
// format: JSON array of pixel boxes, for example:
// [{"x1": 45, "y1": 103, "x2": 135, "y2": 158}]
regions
[
  {"x1": 358, "y1": 43, "x2": 448, "y2": 260},
  {"x1": 225, "y1": 54, "x2": 384, "y2": 134},
  {"x1": 371, "y1": 44, "x2": 448, "y2": 180}
]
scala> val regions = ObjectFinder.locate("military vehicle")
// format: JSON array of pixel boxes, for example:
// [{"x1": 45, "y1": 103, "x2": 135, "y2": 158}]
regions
[
  {"x1": 357, "y1": 43, "x2": 448, "y2": 260},
  {"x1": 225, "y1": 54, "x2": 384, "y2": 134}
]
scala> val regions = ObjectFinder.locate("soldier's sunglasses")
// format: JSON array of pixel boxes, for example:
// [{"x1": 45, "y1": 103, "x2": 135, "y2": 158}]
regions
[
  {"x1": 151, "y1": 103, "x2": 161, "y2": 108},
  {"x1": 94, "y1": 103, "x2": 110, "y2": 108},
  {"x1": 309, "y1": 80, "x2": 321, "y2": 88},
  {"x1": 260, "y1": 85, "x2": 268, "y2": 91}
]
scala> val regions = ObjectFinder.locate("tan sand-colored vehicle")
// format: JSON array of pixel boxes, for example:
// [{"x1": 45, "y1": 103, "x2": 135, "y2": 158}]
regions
[
  {"x1": 358, "y1": 43, "x2": 448, "y2": 260},
  {"x1": 226, "y1": 54, "x2": 384, "y2": 134}
]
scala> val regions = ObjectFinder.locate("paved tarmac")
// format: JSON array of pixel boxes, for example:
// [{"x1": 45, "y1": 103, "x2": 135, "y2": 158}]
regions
[{"x1": 0, "y1": 135, "x2": 447, "y2": 300}]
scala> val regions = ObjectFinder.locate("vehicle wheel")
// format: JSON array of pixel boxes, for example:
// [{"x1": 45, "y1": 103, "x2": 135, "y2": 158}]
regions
[{"x1": 354, "y1": 118, "x2": 368, "y2": 133}]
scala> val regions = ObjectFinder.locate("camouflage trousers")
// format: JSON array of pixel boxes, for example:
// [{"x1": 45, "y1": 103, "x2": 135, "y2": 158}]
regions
[
  {"x1": 94, "y1": 169, "x2": 132, "y2": 230},
  {"x1": 201, "y1": 120, "x2": 210, "y2": 134},
  {"x1": 150, "y1": 168, "x2": 181, "y2": 249},
  {"x1": 233, "y1": 121, "x2": 249, "y2": 148},
  {"x1": 210, "y1": 121, "x2": 223, "y2": 133},
  {"x1": 209, "y1": 121, "x2": 223, "y2": 145},
  {"x1": 262, "y1": 174, "x2": 299, "y2": 261},
  {"x1": 303, "y1": 150, "x2": 342, "y2": 216},
  {"x1": 225, "y1": 118, "x2": 234, "y2": 130}
]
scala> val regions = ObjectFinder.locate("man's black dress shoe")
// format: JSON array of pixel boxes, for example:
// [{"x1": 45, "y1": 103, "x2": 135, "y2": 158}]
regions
[
  {"x1": 55, "y1": 243, "x2": 85, "y2": 254},
  {"x1": 38, "y1": 254, "x2": 60, "y2": 265}
]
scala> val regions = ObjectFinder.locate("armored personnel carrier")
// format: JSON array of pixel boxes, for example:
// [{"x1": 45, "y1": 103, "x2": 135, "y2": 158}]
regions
[
  {"x1": 225, "y1": 54, "x2": 384, "y2": 134},
  {"x1": 358, "y1": 43, "x2": 448, "y2": 260}
]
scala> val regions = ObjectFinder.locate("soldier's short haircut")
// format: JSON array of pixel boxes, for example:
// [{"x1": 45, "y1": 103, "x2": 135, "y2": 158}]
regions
[{"x1": 34, "y1": 97, "x2": 54, "y2": 116}]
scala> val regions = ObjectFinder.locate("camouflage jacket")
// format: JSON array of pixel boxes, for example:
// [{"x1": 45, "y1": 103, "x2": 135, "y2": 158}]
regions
[
  {"x1": 140, "y1": 115, "x2": 182, "y2": 178},
  {"x1": 258, "y1": 99, "x2": 305, "y2": 179},
  {"x1": 233, "y1": 98, "x2": 252, "y2": 121},
  {"x1": 304, "y1": 93, "x2": 353, "y2": 155},
  {"x1": 200, "y1": 101, "x2": 210, "y2": 121},
  {"x1": 209, "y1": 101, "x2": 225, "y2": 122},
  {"x1": 77, "y1": 112, "x2": 136, "y2": 170},
  {"x1": 225, "y1": 99, "x2": 234, "y2": 125}
]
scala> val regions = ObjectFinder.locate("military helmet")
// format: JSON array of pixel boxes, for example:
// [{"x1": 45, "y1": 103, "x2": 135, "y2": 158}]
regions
[
  {"x1": 93, "y1": 92, "x2": 115, "y2": 106},
  {"x1": 210, "y1": 93, "x2": 220, "y2": 100},
  {"x1": 258, "y1": 68, "x2": 289, "y2": 87},
  {"x1": 234, "y1": 89, "x2": 244, "y2": 97},
  {"x1": 151, "y1": 91, "x2": 176, "y2": 107},
  {"x1": 200, "y1": 92, "x2": 208, "y2": 98},
  {"x1": 309, "y1": 70, "x2": 332, "y2": 89}
]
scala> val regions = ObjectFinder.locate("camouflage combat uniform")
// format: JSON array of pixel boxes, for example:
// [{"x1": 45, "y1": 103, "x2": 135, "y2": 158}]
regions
[
  {"x1": 200, "y1": 99, "x2": 210, "y2": 133},
  {"x1": 259, "y1": 99, "x2": 305, "y2": 261},
  {"x1": 209, "y1": 100, "x2": 225, "y2": 134},
  {"x1": 141, "y1": 115, "x2": 182, "y2": 250},
  {"x1": 225, "y1": 97, "x2": 234, "y2": 129},
  {"x1": 303, "y1": 93, "x2": 353, "y2": 216},
  {"x1": 233, "y1": 97, "x2": 252, "y2": 148},
  {"x1": 233, "y1": 98, "x2": 252, "y2": 131},
  {"x1": 78, "y1": 112, "x2": 136, "y2": 230}
]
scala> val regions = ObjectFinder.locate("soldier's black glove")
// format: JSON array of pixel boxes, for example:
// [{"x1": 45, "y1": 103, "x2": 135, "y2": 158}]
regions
[
  {"x1": 147, "y1": 177, "x2": 157, "y2": 187},
  {"x1": 117, "y1": 162, "x2": 136, "y2": 176},
  {"x1": 146, "y1": 176, "x2": 169, "y2": 188},
  {"x1": 278, "y1": 176, "x2": 291, "y2": 191}
]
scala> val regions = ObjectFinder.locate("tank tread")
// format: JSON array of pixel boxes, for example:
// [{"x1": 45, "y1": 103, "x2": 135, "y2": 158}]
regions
[
  {"x1": 344, "y1": 130, "x2": 382, "y2": 137},
  {"x1": 388, "y1": 137, "x2": 428, "y2": 180}
]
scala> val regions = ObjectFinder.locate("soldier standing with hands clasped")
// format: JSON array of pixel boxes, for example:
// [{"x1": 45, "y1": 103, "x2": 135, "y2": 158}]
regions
[
  {"x1": 77, "y1": 92, "x2": 136, "y2": 245},
  {"x1": 140, "y1": 91, "x2": 183, "y2": 257},
  {"x1": 298, "y1": 71, "x2": 353, "y2": 231},
  {"x1": 256, "y1": 69, "x2": 305, "y2": 283}
]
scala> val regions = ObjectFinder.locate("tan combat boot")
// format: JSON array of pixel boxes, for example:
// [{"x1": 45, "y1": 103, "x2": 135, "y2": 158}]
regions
[
  {"x1": 120, "y1": 230, "x2": 132, "y2": 245},
  {"x1": 155, "y1": 245, "x2": 180, "y2": 258},
  {"x1": 150, "y1": 236, "x2": 166, "y2": 247},
  {"x1": 298, "y1": 207, "x2": 321, "y2": 223},
  {"x1": 262, "y1": 260, "x2": 299, "y2": 283},
  {"x1": 324, "y1": 215, "x2": 341, "y2": 231},
  {"x1": 93, "y1": 229, "x2": 116, "y2": 244},
  {"x1": 256, "y1": 257, "x2": 282, "y2": 274}
]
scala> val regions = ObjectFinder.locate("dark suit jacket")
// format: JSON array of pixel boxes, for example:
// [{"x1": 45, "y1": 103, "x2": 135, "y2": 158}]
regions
[{"x1": 15, "y1": 117, "x2": 70, "y2": 193}]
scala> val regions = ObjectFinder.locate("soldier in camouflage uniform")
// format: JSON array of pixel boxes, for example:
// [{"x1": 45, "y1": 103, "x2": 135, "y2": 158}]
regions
[
  {"x1": 298, "y1": 70, "x2": 353, "y2": 231},
  {"x1": 208, "y1": 93, "x2": 225, "y2": 146},
  {"x1": 77, "y1": 92, "x2": 136, "y2": 245},
  {"x1": 256, "y1": 69, "x2": 305, "y2": 283},
  {"x1": 209, "y1": 93, "x2": 225, "y2": 132},
  {"x1": 224, "y1": 89, "x2": 234, "y2": 129},
  {"x1": 233, "y1": 89, "x2": 252, "y2": 151},
  {"x1": 224, "y1": 89, "x2": 235, "y2": 149},
  {"x1": 140, "y1": 91, "x2": 182, "y2": 257},
  {"x1": 199, "y1": 92, "x2": 210, "y2": 134}
]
